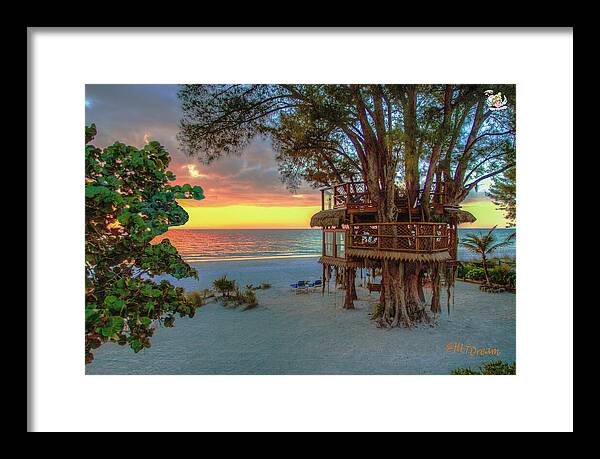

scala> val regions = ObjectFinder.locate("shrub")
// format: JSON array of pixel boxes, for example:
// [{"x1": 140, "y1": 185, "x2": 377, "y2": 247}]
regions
[
  {"x1": 464, "y1": 266, "x2": 486, "y2": 281},
  {"x1": 242, "y1": 288, "x2": 258, "y2": 310},
  {"x1": 216, "y1": 281, "x2": 259, "y2": 310},
  {"x1": 489, "y1": 265, "x2": 516, "y2": 287},
  {"x1": 213, "y1": 275, "x2": 236, "y2": 297},
  {"x1": 372, "y1": 303, "x2": 384, "y2": 320},
  {"x1": 480, "y1": 361, "x2": 516, "y2": 375},
  {"x1": 186, "y1": 291, "x2": 205, "y2": 308},
  {"x1": 451, "y1": 360, "x2": 516, "y2": 375},
  {"x1": 450, "y1": 366, "x2": 480, "y2": 375},
  {"x1": 260, "y1": 282, "x2": 272, "y2": 289}
]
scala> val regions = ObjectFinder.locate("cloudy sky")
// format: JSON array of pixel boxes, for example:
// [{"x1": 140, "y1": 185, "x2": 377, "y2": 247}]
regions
[{"x1": 85, "y1": 84, "x2": 505, "y2": 229}]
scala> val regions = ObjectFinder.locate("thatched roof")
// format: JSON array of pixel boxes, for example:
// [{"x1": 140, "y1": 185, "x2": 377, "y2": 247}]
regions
[
  {"x1": 318, "y1": 256, "x2": 363, "y2": 268},
  {"x1": 454, "y1": 210, "x2": 477, "y2": 224},
  {"x1": 431, "y1": 209, "x2": 477, "y2": 225},
  {"x1": 346, "y1": 248, "x2": 451, "y2": 263},
  {"x1": 310, "y1": 209, "x2": 347, "y2": 227}
]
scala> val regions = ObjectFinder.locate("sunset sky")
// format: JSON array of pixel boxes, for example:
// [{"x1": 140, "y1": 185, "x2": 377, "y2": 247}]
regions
[{"x1": 85, "y1": 84, "x2": 508, "y2": 229}]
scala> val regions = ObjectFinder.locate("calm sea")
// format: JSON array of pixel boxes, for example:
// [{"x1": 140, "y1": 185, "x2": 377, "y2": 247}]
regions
[{"x1": 154, "y1": 228, "x2": 516, "y2": 262}]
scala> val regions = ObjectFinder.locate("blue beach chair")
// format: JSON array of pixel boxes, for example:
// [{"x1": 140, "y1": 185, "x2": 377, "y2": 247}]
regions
[
  {"x1": 291, "y1": 280, "x2": 311, "y2": 294},
  {"x1": 309, "y1": 279, "x2": 322, "y2": 290},
  {"x1": 290, "y1": 280, "x2": 307, "y2": 289}
]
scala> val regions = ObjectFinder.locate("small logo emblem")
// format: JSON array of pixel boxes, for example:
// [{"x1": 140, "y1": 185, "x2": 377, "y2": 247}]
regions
[{"x1": 484, "y1": 90, "x2": 508, "y2": 111}]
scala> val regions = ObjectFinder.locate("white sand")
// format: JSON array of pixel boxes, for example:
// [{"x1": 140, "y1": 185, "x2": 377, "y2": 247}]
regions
[{"x1": 86, "y1": 257, "x2": 515, "y2": 375}]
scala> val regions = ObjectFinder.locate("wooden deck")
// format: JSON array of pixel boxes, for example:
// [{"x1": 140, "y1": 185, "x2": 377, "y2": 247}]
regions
[
  {"x1": 321, "y1": 181, "x2": 451, "y2": 213},
  {"x1": 321, "y1": 181, "x2": 376, "y2": 212},
  {"x1": 320, "y1": 223, "x2": 455, "y2": 264},
  {"x1": 348, "y1": 222, "x2": 451, "y2": 253}
]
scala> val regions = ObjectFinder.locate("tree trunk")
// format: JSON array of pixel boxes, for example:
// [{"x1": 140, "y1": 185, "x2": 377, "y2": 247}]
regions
[
  {"x1": 344, "y1": 267, "x2": 356, "y2": 309},
  {"x1": 482, "y1": 256, "x2": 490, "y2": 285},
  {"x1": 430, "y1": 264, "x2": 441, "y2": 314}
]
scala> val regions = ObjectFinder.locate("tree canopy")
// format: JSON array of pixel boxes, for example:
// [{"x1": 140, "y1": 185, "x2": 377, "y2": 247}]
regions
[
  {"x1": 178, "y1": 84, "x2": 516, "y2": 219},
  {"x1": 85, "y1": 124, "x2": 204, "y2": 364}
]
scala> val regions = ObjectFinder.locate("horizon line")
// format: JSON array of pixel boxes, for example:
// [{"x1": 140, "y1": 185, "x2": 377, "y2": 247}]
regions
[{"x1": 170, "y1": 226, "x2": 516, "y2": 230}]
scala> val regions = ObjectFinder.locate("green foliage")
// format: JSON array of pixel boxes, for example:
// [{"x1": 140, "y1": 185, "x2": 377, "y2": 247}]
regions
[
  {"x1": 177, "y1": 84, "x2": 515, "y2": 198},
  {"x1": 464, "y1": 266, "x2": 486, "y2": 281},
  {"x1": 460, "y1": 227, "x2": 516, "y2": 259},
  {"x1": 212, "y1": 276, "x2": 259, "y2": 309},
  {"x1": 457, "y1": 263, "x2": 516, "y2": 288},
  {"x1": 85, "y1": 124, "x2": 204, "y2": 364},
  {"x1": 488, "y1": 265, "x2": 516, "y2": 288},
  {"x1": 213, "y1": 275, "x2": 236, "y2": 297},
  {"x1": 460, "y1": 227, "x2": 515, "y2": 284},
  {"x1": 488, "y1": 165, "x2": 516, "y2": 227},
  {"x1": 186, "y1": 291, "x2": 206, "y2": 308},
  {"x1": 452, "y1": 361, "x2": 516, "y2": 375},
  {"x1": 371, "y1": 303, "x2": 385, "y2": 321},
  {"x1": 241, "y1": 288, "x2": 258, "y2": 310},
  {"x1": 450, "y1": 366, "x2": 480, "y2": 375}
]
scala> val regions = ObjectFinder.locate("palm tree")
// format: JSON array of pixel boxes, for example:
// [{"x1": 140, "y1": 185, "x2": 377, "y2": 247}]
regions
[{"x1": 460, "y1": 226, "x2": 516, "y2": 285}]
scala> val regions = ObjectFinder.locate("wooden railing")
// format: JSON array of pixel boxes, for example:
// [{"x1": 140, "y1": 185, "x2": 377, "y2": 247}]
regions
[
  {"x1": 321, "y1": 181, "x2": 374, "y2": 211},
  {"x1": 348, "y1": 222, "x2": 451, "y2": 253},
  {"x1": 321, "y1": 181, "x2": 449, "y2": 212}
]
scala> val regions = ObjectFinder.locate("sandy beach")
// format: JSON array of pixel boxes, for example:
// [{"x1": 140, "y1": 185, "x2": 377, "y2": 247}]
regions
[{"x1": 86, "y1": 257, "x2": 516, "y2": 375}]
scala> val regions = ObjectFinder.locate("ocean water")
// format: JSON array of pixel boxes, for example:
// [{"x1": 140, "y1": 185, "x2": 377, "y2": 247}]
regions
[{"x1": 154, "y1": 227, "x2": 516, "y2": 262}]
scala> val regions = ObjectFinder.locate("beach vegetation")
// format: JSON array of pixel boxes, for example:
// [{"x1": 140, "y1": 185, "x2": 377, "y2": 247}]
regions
[
  {"x1": 260, "y1": 282, "x2": 272, "y2": 289},
  {"x1": 457, "y1": 263, "x2": 515, "y2": 289},
  {"x1": 488, "y1": 265, "x2": 516, "y2": 289},
  {"x1": 213, "y1": 277, "x2": 259, "y2": 309},
  {"x1": 371, "y1": 303, "x2": 385, "y2": 321},
  {"x1": 85, "y1": 124, "x2": 205, "y2": 364},
  {"x1": 213, "y1": 275, "x2": 237, "y2": 298},
  {"x1": 186, "y1": 291, "x2": 206, "y2": 308},
  {"x1": 460, "y1": 227, "x2": 516, "y2": 285},
  {"x1": 451, "y1": 360, "x2": 516, "y2": 375},
  {"x1": 241, "y1": 288, "x2": 258, "y2": 310}
]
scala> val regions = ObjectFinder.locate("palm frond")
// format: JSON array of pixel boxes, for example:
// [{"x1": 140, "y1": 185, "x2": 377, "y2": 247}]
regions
[
  {"x1": 488, "y1": 233, "x2": 516, "y2": 254},
  {"x1": 460, "y1": 242, "x2": 483, "y2": 253}
]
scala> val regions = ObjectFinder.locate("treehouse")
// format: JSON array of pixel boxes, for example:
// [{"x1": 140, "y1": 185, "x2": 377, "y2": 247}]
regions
[{"x1": 310, "y1": 180, "x2": 476, "y2": 302}]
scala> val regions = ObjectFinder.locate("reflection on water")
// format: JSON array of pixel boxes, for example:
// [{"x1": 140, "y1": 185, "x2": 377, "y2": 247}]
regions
[
  {"x1": 152, "y1": 229, "x2": 322, "y2": 262},
  {"x1": 153, "y1": 228, "x2": 515, "y2": 262}
]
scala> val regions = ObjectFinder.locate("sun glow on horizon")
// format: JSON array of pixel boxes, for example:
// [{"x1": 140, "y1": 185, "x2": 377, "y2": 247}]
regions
[
  {"x1": 177, "y1": 204, "x2": 321, "y2": 229},
  {"x1": 176, "y1": 200, "x2": 508, "y2": 230},
  {"x1": 460, "y1": 200, "x2": 509, "y2": 228}
]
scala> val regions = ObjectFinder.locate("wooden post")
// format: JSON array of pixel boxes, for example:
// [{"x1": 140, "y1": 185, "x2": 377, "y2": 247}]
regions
[
  {"x1": 416, "y1": 224, "x2": 420, "y2": 252},
  {"x1": 321, "y1": 189, "x2": 324, "y2": 210},
  {"x1": 333, "y1": 230, "x2": 337, "y2": 258}
]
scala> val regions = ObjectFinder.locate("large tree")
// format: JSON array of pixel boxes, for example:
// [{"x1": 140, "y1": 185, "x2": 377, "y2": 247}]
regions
[
  {"x1": 85, "y1": 125, "x2": 205, "y2": 363},
  {"x1": 177, "y1": 84, "x2": 515, "y2": 326}
]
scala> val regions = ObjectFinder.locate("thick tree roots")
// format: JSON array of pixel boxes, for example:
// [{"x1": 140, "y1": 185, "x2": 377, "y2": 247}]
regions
[
  {"x1": 338, "y1": 260, "x2": 456, "y2": 327},
  {"x1": 374, "y1": 260, "x2": 455, "y2": 328}
]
